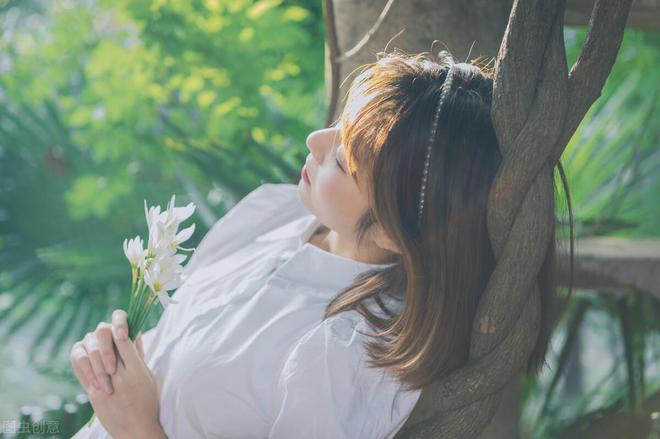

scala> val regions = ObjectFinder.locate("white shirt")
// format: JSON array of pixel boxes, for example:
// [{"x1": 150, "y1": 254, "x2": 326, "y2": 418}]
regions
[{"x1": 73, "y1": 183, "x2": 422, "y2": 439}]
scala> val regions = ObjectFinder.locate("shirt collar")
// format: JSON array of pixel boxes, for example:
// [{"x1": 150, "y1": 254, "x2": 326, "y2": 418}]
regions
[{"x1": 257, "y1": 212, "x2": 397, "y2": 292}]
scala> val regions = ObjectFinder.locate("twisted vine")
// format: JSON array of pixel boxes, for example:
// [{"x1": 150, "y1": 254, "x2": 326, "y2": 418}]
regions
[{"x1": 393, "y1": 0, "x2": 633, "y2": 437}]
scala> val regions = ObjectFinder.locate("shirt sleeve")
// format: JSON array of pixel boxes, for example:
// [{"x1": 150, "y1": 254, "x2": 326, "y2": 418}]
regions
[{"x1": 268, "y1": 316, "x2": 421, "y2": 439}]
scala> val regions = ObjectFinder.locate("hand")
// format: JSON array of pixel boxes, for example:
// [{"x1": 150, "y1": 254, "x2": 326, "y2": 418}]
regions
[
  {"x1": 90, "y1": 329, "x2": 162, "y2": 438},
  {"x1": 70, "y1": 309, "x2": 131, "y2": 395},
  {"x1": 70, "y1": 310, "x2": 163, "y2": 438}
]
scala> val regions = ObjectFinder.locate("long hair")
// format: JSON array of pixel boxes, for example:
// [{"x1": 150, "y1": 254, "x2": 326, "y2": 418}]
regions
[{"x1": 323, "y1": 49, "x2": 573, "y2": 392}]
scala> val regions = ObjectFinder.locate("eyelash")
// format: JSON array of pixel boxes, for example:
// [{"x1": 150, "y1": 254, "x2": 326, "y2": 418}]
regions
[{"x1": 334, "y1": 150, "x2": 344, "y2": 172}]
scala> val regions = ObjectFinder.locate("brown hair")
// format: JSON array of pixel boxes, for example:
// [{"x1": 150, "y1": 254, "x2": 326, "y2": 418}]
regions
[{"x1": 323, "y1": 49, "x2": 572, "y2": 392}]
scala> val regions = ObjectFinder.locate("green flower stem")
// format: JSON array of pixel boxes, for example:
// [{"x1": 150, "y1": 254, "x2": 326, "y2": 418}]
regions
[{"x1": 128, "y1": 282, "x2": 150, "y2": 340}]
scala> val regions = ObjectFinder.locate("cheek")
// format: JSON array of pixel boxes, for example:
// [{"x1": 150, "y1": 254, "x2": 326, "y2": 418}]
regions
[
  {"x1": 314, "y1": 171, "x2": 364, "y2": 227},
  {"x1": 316, "y1": 171, "x2": 347, "y2": 208}
]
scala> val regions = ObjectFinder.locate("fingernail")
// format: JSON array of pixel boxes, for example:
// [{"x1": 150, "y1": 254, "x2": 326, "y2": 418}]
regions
[{"x1": 105, "y1": 362, "x2": 115, "y2": 375}]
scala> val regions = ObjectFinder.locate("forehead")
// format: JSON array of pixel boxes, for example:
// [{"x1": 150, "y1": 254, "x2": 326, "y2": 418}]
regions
[
  {"x1": 336, "y1": 75, "x2": 387, "y2": 185},
  {"x1": 342, "y1": 78, "x2": 380, "y2": 126}
]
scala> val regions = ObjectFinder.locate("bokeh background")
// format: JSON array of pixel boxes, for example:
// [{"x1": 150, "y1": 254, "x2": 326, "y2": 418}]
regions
[{"x1": 0, "y1": 1, "x2": 658, "y2": 438}]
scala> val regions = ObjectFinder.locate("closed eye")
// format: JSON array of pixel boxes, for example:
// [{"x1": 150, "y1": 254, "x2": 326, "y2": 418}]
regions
[{"x1": 334, "y1": 149, "x2": 345, "y2": 173}]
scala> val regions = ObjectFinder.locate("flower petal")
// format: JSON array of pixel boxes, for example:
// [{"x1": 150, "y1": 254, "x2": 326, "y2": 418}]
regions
[
  {"x1": 175, "y1": 224, "x2": 195, "y2": 244},
  {"x1": 173, "y1": 202, "x2": 196, "y2": 223},
  {"x1": 156, "y1": 291, "x2": 171, "y2": 309}
]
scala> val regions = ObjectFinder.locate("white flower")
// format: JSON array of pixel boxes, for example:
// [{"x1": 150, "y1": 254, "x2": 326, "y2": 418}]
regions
[
  {"x1": 161, "y1": 194, "x2": 196, "y2": 228},
  {"x1": 143, "y1": 254, "x2": 187, "y2": 309},
  {"x1": 132, "y1": 194, "x2": 196, "y2": 310},
  {"x1": 144, "y1": 194, "x2": 196, "y2": 258},
  {"x1": 123, "y1": 236, "x2": 146, "y2": 269}
]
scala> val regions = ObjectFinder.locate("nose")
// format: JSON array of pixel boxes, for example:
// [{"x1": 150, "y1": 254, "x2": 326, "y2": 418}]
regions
[{"x1": 306, "y1": 126, "x2": 341, "y2": 165}]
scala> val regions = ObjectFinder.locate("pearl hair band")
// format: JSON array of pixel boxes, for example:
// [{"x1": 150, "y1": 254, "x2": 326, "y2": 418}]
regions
[{"x1": 417, "y1": 62, "x2": 456, "y2": 226}]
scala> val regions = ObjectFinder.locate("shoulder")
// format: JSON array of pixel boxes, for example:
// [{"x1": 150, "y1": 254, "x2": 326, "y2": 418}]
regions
[{"x1": 183, "y1": 183, "x2": 304, "y2": 275}]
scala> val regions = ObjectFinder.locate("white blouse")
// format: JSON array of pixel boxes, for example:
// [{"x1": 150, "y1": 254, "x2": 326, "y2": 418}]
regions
[{"x1": 72, "y1": 183, "x2": 422, "y2": 439}]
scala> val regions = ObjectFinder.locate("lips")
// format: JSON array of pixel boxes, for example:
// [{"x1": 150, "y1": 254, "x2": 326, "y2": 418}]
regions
[{"x1": 301, "y1": 154, "x2": 314, "y2": 184}]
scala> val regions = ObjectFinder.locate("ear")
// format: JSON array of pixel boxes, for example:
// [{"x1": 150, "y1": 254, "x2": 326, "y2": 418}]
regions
[{"x1": 371, "y1": 223, "x2": 402, "y2": 255}]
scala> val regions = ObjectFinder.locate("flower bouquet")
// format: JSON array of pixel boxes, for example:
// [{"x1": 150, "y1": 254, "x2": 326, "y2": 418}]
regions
[{"x1": 86, "y1": 194, "x2": 196, "y2": 427}]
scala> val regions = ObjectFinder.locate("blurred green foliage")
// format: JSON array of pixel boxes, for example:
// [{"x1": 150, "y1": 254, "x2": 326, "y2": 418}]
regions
[{"x1": 559, "y1": 28, "x2": 660, "y2": 239}]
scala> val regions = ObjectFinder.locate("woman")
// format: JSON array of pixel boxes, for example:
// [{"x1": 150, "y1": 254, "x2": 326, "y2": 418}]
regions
[{"x1": 70, "y1": 49, "x2": 564, "y2": 438}]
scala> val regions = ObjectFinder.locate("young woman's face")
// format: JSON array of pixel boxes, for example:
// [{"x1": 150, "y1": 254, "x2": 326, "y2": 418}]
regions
[
  {"x1": 298, "y1": 123, "x2": 366, "y2": 241},
  {"x1": 298, "y1": 121, "x2": 401, "y2": 257}
]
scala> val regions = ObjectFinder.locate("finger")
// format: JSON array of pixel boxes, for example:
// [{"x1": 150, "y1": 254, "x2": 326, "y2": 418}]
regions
[
  {"x1": 116, "y1": 351, "x2": 127, "y2": 372},
  {"x1": 113, "y1": 330, "x2": 142, "y2": 371},
  {"x1": 83, "y1": 333, "x2": 113, "y2": 395},
  {"x1": 95, "y1": 322, "x2": 117, "y2": 375},
  {"x1": 72, "y1": 363, "x2": 90, "y2": 391},
  {"x1": 136, "y1": 332, "x2": 145, "y2": 360},
  {"x1": 70, "y1": 342, "x2": 91, "y2": 389},
  {"x1": 111, "y1": 309, "x2": 129, "y2": 341},
  {"x1": 70, "y1": 341, "x2": 99, "y2": 391}
]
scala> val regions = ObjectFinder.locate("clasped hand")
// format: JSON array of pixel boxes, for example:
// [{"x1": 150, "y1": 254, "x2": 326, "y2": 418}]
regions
[{"x1": 70, "y1": 309, "x2": 165, "y2": 439}]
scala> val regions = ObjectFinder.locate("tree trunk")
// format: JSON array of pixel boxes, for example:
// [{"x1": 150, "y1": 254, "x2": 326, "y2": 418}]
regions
[{"x1": 474, "y1": 373, "x2": 521, "y2": 439}]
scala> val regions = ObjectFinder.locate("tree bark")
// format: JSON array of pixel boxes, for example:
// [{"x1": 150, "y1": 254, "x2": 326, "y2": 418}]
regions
[{"x1": 566, "y1": 0, "x2": 660, "y2": 31}]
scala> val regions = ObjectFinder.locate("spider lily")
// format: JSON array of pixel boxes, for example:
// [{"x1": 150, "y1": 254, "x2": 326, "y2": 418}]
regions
[
  {"x1": 118, "y1": 194, "x2": 197, "y2": 343},
  {"x1": 135, "y1": 195, "x2": 196, "y2": 320},
  {"x1": 144, "y1": 194, "x2": 196, "y2": 256},
  {"x1": 143, "y1": 254, "x2": 187, "y2": 309},
  {"x1": 123, "y1": 236, "x2": 147, "y2": 270}
]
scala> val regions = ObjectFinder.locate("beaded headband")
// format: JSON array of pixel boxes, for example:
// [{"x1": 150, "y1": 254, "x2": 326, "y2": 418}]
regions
[{"x1": 417, "y1": 63, "x2": 456, "y2": 226}]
